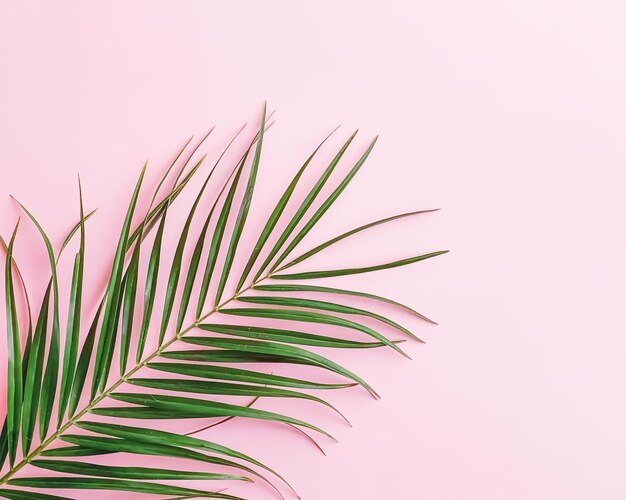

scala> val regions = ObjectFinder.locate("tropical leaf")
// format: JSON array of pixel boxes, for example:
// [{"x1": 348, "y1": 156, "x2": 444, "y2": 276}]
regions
[
  {"x1": 253, "y1": 283, "x2": 437, "y2": 323},
  {"x1": 31, "y1": 459, "x2": 250, "y2": 482},
  {"x1": 91, "y1": 164, "x2": 146, "y2": 397},
  {"x1": 11, "y1": 199, "x2": 62, "y2": 442},
  {"x1": 176, "y1": 124, "x2": 247, "y2": 332},
  {"x1": 252, "y1": 130, "x2": 358, "y2": 283},
  {"x1": 4, "y1": 222, "x2": 22, "y2": 467},
  {"x1": 0, "y1": 106, "x2": 447, "y2": 499},
  {"x1": 214, "y1": 104, "x2": 266, "y2": 306},
  {"x1": 57, "y1": 177, "x2": 86, "y2": 425}
]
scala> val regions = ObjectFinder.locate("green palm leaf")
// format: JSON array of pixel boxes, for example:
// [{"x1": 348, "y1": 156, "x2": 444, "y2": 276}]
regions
[
  {"x1": 57, "y1": 178, "x2": 86, "y2": 425},
  {"x1": 220, "y1": 307, "x2": 407, "y2": 358},
  {"x1": 177, "y1": 124, "x2": 246, "y2": 332},
  {"x1": 4, "y1": 222, "x2": 22, "y2": 467},
  {"x1": 68, "y1": 302, "x2": 102, "y2": 417},
  {"x1": 134, "y1": 134, "x2": 205, "y2": 360},
  {"x1": 198, "y1": 322, "x2": 397, "y2": 348},
  {"x1": 0, "y1": 234, "x2": 33, "y2": 378},
  {"x1": 21, "y1": 208, "x2": 96, "y2": 452},
  {"x1": 237, "y1": 295, "x2": 421, "y2": 341},
  {"x1": 253, "y1": 282, "x2": 436, "y2": 323},
  {"x1": 31, "y1": 459, "x2": 250, "y2": 482},
  {"x1": 127, "y1": 378, "x2": 349, "y2": 422},
  {"x1": 174, "y1": 337, "x2": 377, "y2": 395},
  {"x1": 272, "y1": 250, "x2": 449, "y2": 280},
  {"x1": 41, "y1": 445, "x2": 113, "y2": 457},
  {"x1": 8, "y1": 477, "x2": 245, "y2": 499},
  {"x1": 196, "y1": 151, "x2": 247, "y2": 316},
  {"x1": 235, "y1": 126, "x2": 339, "y2": 293},
  {"x1": 276, "y1": 208, "x2": 439, "y2": 272},
  {"x1": 0, "y1": 489, "x2": 71, "y2": 500},
  {"x1": 91, "y1": 164, "x2": 146, "y2": 396},
  {"x1": 0, "y1": 107, "x2": 446, "y2": 499},
  {"x1": 21, "y1": 285, "x2": 51, "y2": 455},
  {"x1": 252, "y1": 130, "x2": 358, "y2": 283},
  {"x1": 158, "y1": 151, "x2": 213, "y2": 345},
  {"x1": 214, "y1": 103, "x2": 266, "y2": 306},
  {"x1": 11, "y1": 200, "x2": 61, "y2": 442},
  {"x1": 147, "y1": 361, "x2": 357, "y2": 390},
  {"x1": 268, "y1": 136, "x2": 378, "y2": 273},
  {"x1": 75, "y1": 420, "x2": 295, "y2": 496}
]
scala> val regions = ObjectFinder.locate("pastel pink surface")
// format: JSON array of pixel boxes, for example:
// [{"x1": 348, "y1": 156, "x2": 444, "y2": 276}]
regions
[{"x1": 1, "y1": 1, "x2": 626, "y2": 499}]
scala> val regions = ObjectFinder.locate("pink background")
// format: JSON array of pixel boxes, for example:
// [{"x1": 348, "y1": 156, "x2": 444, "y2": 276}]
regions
[{"x1": 2, "y1": 1, "x2": 626, "y2": 499}]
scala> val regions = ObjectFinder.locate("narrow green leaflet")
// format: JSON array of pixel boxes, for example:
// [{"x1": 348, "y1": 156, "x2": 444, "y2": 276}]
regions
[
  {"x1": 7, "y1": 477, "x2": 244, "y2": 499},
  {"x1": 235, "y1": 126, "x2": 339, "y2": 293},
  {"x1": 176, "y1": 124, "x2": 247, "y2": 332},
  {"x1": 108, "y1": 392, "x2": 335, "y2": 439},
  {"x1": 58, "y1": 179, "x2": 86, "y2": 425},
  {"x1": 57, "y1": 255, "x2": 83, "y2": 424},
  {"x1": 4, "y1": 222, "x2": 22, "y2": 466},
  {"x1": 185, "y1": 395, "x2": 261, "y2": 436},
  {"x1": 76, "y1": 422, "x2": 287, "y2": 484},
  {"x1": 60, "y1": 432, "x2": 274, "y2": 492},
  {"x1": 88, "y1": 408, "x2": 232, "y2": 420},
  {"x1": 12, "y1": 200, "x2": 61, "y2": 441},
  {"x1": 0, "y1": 489, "x2": 72, "y2": 500},
  {"x1": 272, "y1": 250, "x2": 449, "y2": 280},
  {"x1": 253, "y1": 130, "x2": 358, "y2": 282},
  {"x1": 278, "y1": 209, "x2": 439, "y2": 271},
  {"x1": 75, "y1": 420, "x2": 292, "y2": 492},
  {"x1": 136, "y1": 133, "x2": 213, "y2": 358},
  {"x1": 147, "y1": 361, "x2": 356, "y2": 390},
  {"x1": 97, "y1": 276, "x2": 125, "y2": 395},
  {"x1": 22, "y1": 208, "x2": 97, "y2": 451},
  {"x1": 195, "y1": 120, "x2": 272, "y2": 316},
  {"x1": 179, "y1": 337, "x2": 376, "y2": 396},
  {"x1": 0, "y1": 234, "x2": 33, "y2": 375},
  {"x1": 119, "y1": 239, "x2": 140, "y2": 373},
  {"x1": 0, "y1": 423, "x2": 7, "y2": 470},
  {"x1": 136, "y1": 212, "x2": 166, "y2": 362},
  {"x1": 254, "y1": 283, "x2": 436, "y2": 323},
  {"x1": 128, "y1": 378, "x2": 348, "y2": 421},
  {"x1": 220, "y1": 307, "x2": 407, "y2": 358},
  {"x1": 270, "y1": 137, "x2": 378, "y2": 272},
  {"x1": 13, "y1": 209, "x2": 95, "y2": 445},
  {"x1": 158, "y1": 154, "x2": 214, "y2": 346},
  {"x1": 117, "y1": 136, "x2": 194, "y2": 370},
  {"x1": 41, "y1": 445, "x2": 113, "y2": 457},
  {"x1": 196, "y1": 157, "x2": 246, "y2": 316},
  {"x1": 92, "y1": 165, "x2": 146, "y2": 396},
  {"x1": 31, "y1": 459, "x2": 249, "y2": 482},
  {"x1": 22, "y1": 209, "x2": 96, "y2": 444},
  {"x1": 21, "y1": 285, "x2": 51, "y2": 455},
  {"x1": 198, "y1": 323, "x2": 394, "y2": 348},
  {"x1": 161, "y1": 349, "x2": 293, "y2": 364},
  {"x1": 140, "y1": 121, "x2": 254, "y2": 242},
  {"x1": 238, "y1": 295, "x2": 422, "y2": 342},
  {"x1": 68, "y1": 302, "x2": 103, "y2": 417},
  {"x1": 139, "y1": 158, "x2": 202, "y2": 240},
  {"x1": 127, "y1": 134, "x2": 193, "y2": 246},
  {"x1": 214, "y1": 104, "x2": 266, "y2": 306},
  {"x1": 117, "y1": 142, "x2": 179, "y2": 372},
  {"x1": 57, "y1": 210, "x2": 97, "y2": 258}
]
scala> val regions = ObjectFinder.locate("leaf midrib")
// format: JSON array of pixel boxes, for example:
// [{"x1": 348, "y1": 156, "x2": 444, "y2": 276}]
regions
[{"x1": 0, "y1": 277, "x2": 265, "y2": 486}]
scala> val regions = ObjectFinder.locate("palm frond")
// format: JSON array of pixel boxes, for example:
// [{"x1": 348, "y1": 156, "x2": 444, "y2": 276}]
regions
[
  {"x1": 4, "y1": 221, "x2": 22, "y2": 467},
  {"x1": 0, "y1": 106, "x2": 447, "y2": 499}
]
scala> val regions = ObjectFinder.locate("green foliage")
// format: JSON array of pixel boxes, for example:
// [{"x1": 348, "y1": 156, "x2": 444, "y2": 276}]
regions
[{"x1": 0, "y1": 105, "x2": 447, "y2": 498}]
